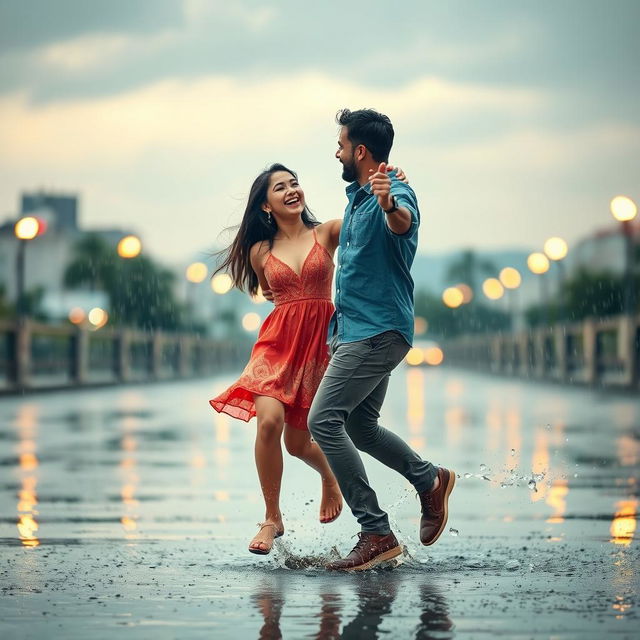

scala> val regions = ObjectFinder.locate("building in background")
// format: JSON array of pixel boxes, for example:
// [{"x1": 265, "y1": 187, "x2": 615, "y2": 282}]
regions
[{"x1": 0, "y1": 190, "x2": 136, "y2": 320}]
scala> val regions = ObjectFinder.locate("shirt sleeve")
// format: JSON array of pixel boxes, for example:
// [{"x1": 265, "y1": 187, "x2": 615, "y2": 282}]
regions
[{"x1": 386, "y1": 182, "x2": 420, "y2": 239}]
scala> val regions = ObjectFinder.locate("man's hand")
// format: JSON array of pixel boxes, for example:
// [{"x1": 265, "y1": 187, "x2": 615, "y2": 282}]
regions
[{"x1": 368, "y1": 162, "x2": 393, "y2": 211}]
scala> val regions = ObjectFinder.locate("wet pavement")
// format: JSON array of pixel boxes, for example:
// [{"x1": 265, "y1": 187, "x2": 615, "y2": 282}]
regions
[{"x1": 0, "y1": 366, "x2": 638, "y2": 639}]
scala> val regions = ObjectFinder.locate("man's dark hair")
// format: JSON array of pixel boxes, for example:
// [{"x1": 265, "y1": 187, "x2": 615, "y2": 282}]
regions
[{"x1": 336, "y1": 108, "x2": 394, "y2": 163}]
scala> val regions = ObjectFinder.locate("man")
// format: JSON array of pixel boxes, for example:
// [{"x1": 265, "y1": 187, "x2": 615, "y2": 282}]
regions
[{"x1": 308, "y1": 108, "x2": 455, "y2": 571}]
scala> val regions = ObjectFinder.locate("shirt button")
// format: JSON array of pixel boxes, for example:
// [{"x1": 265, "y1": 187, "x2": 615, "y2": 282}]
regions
[
  {"x1": 346, "y1": 242, "x2": 350, "y2": 247},
  {"x1": 336, "y1": 289, "x2": 340, "y2": 293}
]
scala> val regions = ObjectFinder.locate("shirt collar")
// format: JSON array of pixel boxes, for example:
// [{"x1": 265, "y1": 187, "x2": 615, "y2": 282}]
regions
[{"x1": 345, "y1": 180, "x2": 373, "y2": 196}]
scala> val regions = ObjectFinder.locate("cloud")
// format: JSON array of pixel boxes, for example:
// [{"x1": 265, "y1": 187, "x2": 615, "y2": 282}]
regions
[{"x1": 0, "y1": 72, "x2": 546, "y2": 167}]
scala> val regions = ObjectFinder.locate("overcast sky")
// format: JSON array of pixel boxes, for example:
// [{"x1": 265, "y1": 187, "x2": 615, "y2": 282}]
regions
[{"x1": 1, "y1": 0, "x2": 638, "y2": 264}]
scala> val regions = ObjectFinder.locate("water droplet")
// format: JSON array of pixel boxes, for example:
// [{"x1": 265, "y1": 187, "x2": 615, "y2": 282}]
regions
[
  {"x1": 528, "y1": 479, "x2": 537, "y2": 492},
  {"x1": 545, "y1": 424, "x2": 552, "y2": 431},
  {"x1": 500, "y1": 482, "x2": 508, "y2": 489},
  {"x1": 573, "y1": 473, "x2": 578, "y2": 478},
  {"x1": 449, "y1": 528, "x2": 459, "y2": 537},
  {"x1": 510, "y1": 449, "x2": 516, "y2": 457},
  {"x1": 464, "y1": 472, "x2": 472, "y2": 479},
  {"x1": 481, "y1": 475, "x2": 491, "y2": 482},
  {"x1": 505, "y1": 559, "x2": 520, "y2": 570},
  {"x1": 479, "y1": 464, "x2": 487, "y2": 472}
]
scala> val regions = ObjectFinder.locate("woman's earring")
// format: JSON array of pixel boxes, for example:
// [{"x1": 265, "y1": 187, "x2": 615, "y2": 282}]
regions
[{"x1": 267, "y1": 212, "x2": 272, "y2": 224}]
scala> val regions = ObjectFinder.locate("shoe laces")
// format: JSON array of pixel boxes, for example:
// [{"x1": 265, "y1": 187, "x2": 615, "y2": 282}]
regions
[
  {"x1": 350, "y1": 532, "x2": 370, "y2": 554},
  {"x1": 418, "y1": 490, "x2": 434, "y2": 513}
]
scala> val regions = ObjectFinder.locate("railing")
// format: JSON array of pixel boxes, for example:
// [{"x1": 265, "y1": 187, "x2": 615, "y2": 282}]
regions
[
  {"x1": 443, "y1": 314, "x2": 640, "y2": 390},
  {"x1": 0, "y1": 319, "x2": 248, "y2": 393}
]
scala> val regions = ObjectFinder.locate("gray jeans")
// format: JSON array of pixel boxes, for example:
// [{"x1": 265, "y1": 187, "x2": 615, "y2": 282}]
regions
[{"x1": 308, "y1": 330, "x2": 437, "y2": 534}]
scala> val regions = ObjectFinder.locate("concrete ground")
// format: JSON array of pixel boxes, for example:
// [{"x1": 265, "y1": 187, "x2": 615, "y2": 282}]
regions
[{"x1": 0, "y1": 366, "x2": 638, "y2": 638}]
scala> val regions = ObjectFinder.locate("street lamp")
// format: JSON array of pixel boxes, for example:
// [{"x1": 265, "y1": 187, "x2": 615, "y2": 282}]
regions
[
  {"x1": 117, "y1": 235, "x2": 142, "y2": 259},
  {"x1": 544, "y1": 236, "x2": 569, "y2": 303},
  {"x1": 499, "y1": 267, "x2": 522, "y2": 330},
  {"x1": 482, "y1": 277, "x2": 504, "y2": 301},
  {"x1": 442, "y1": 287, "x2": 464, "y2": 309},
  {"x1": 14, "y1": 216, "x2": 46, "y2": 319},
  {"x1": 527, "y1": 252, "x2": 550, "y2": 325},
  {"x1": 610, "y1": 196, "x2": 638, "y2": 315}
]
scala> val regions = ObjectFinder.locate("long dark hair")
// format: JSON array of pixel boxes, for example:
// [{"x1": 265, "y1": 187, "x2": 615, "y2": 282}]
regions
[{"x1": 214, "y1": 163, "x2": 319, "y2": 295}]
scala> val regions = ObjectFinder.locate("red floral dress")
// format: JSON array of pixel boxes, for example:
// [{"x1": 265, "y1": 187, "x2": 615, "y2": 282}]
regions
[{"x1": 210, "y1": 230, "x2": 334, "y2": 430}]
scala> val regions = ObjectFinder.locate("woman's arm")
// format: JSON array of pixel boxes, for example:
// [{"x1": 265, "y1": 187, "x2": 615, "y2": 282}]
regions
[{"x1": 317, "y1": 219, "x2": 342, "y2": 254}]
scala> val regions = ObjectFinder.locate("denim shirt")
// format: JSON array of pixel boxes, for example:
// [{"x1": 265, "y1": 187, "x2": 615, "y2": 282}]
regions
[{"x1": 329, "y1": 175, "x2": 420, "y2": 346}]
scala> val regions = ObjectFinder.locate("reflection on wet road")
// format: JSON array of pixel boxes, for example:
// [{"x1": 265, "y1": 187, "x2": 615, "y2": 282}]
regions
[{"x1": 0, "y1": 368, "x2": 638, "y2": 638}]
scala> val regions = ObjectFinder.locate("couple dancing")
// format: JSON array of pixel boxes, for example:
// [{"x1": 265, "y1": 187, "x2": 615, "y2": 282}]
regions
[{"x1": 210, "y1": 108, "x2": 455, "y2": 571}]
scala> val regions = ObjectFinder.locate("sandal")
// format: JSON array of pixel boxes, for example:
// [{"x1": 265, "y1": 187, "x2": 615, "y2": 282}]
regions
[{"x1": 248, "y1": 522, "x2": 284, "y2": 555}]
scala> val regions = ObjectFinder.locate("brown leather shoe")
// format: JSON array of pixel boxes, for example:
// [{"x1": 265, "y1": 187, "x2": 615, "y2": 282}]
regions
[
  {"x1": 419, "y1": 467, "x2": 455, "y2": 546},
  {"x1": 326, "y1": 531, "x2": 402, "y2": 571}
]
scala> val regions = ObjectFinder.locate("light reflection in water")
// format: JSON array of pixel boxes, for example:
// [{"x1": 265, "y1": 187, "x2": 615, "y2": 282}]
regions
[
  {"x1": 119, "y1": 424, "x2": 140, "y2": 538},
  {"x1": 546, "y1": 480, "x2": 568, "y2": 524},
  {"x1": 530, "y1": 429, "x2": 549, "y2": 502},
  {"x1": 16, "y1": 405, "x2": 40, "y2": 547},
  {"x1": 610, "y1": 499, "x2": 637, "y2": 546},
  {"x1": 616, "y1": 435, "x2": 639, "y2": 467},
  {"x1": 485, "y1": 406, "x2": 502, "y2": 453},
  {"x1": 406, "y1": 368, "x2": 425, "y2": 451}
]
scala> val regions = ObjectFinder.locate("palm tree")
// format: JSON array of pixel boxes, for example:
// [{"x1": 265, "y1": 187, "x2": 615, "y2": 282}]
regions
[{"x1": 445, "y1": 249, "x2": 497, "y2": 295}]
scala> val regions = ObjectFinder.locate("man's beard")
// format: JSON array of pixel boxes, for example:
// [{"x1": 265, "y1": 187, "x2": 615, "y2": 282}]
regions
[{"x1": 341, "y1": 156, "x2": 357, "y2": 183}]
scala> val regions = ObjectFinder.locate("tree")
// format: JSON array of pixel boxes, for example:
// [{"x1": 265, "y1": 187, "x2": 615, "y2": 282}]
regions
[
  {"x1": 64, "y1": 234, "x2": 187, "y2": 331},
  {"x1": 445, "y1": 249, "x2": 497, "y2": 293}
]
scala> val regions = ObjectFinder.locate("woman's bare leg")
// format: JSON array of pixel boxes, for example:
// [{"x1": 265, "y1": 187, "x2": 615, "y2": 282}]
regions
[
  {"x1": 250, "y1": 396, "x2": 286, "y2": 552},
  {"x1": 284, "y1": 426, "x2": 343, "y2": 523}
]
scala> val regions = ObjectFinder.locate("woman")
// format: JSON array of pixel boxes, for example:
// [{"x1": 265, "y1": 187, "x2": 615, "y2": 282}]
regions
[{"x1": 210, "y1": 163, "x2": 343, "y2": 555}]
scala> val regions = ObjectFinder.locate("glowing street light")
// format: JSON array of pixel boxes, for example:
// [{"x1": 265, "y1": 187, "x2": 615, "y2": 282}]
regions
[
  {"x1": 482, "y1": 278, "x2": 504, "y2": 300},
  {"x1": 499, "y1": 267, "x2": 522, "y2": 330},
  {"x1": 544, "y1": 237, "x2": 568, "y2": 262},
  {"x1": 185, "y1": 262, "x2": 208, "y2": 283},
  {"x1": 442, "y1": 287, "x2": 464, "y2": 308},
  {"x1": 14, "y1": 216, "x2": 47, "y2": 319},
  {"x1": 527, "y1": 252, "x2": 550, "y2": 275},
  {"x1": 610, "y1": 195, "x2": 638, "y2": 316},
  {"x1": 14, "y1": 217, "x2": 41, "y2": 240},
  {"x1": 68, "y1": 307, "x2": 86, "y2": 325},
  {"x1": 611, "y1": 196, "x2": 638, "y2": 222},
  {"x1": 499, "y1": 267, "x2": 522, "y2": 290},
  {"x1": 456, "y1": 283, "x2": 474, "y2": 304},
  {"x1": 424, "y1": 346, "x2": 444, "y2": 366},
  {"x1": 117, "y1": 235, "x2": 142, "y2": 259},
  {"x1": 242, "y1": 312, "x2": 261, "y2": 332},
  {"x1": 88, "y1": 307, "x2": 109, "y2": 330},
  {"x1": 211, "y1": 273, "x2": 233, "y2": 295}
]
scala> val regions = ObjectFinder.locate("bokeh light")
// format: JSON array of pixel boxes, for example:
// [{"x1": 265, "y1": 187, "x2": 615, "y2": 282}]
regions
[
  {"x1": 442, "y1": 287, "x2": 464, "y2": 308},
  {"x1": 211, "y1": 273, "x2": 233, "y2": 295},
  {"x1": 185, "y1": 262, "x2": 208, "y2": 283},
  {"x1": 456, "y1": 283, "x2": 474, "y2": 304},
  {"x1": 14, "y1": 217, "x2": 41, "y2": 240},
  {"x1": 482, "y1": 278, "x2": 505, "y2": 300},
  {"x1": 414, "y1": 316, "x2": 428, "y2": 335},
  {"x1": 544, "y1": 237, "x2": 568, "y2": 261},
  {"x1": 68, "y1": 307, "x2": 86, "y2": 325},
  {"x1": 424, "y1": 346, "x2": 444, "y2": 366},
  {"x1": 88, "y1": 307, "x2": 108, "y2": 329},
  {"x1": 117, "y1": 235, "x2": 142, "y2": 258},
  {"x1": 527, "y1": 252, "x2": 550, "y2": 275},
  {"x1": 610, "y1": 196, "x2": 637, "y2": 222},
  {"x1": 406, "y1": 347, "x2": 425, "y2": 366},
  {"x1": 499, "y1": 267, "x2": 522, "y2": 289},
  {"x1": 241, "y1": 312, "x2": 261, "y2": 332}
]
